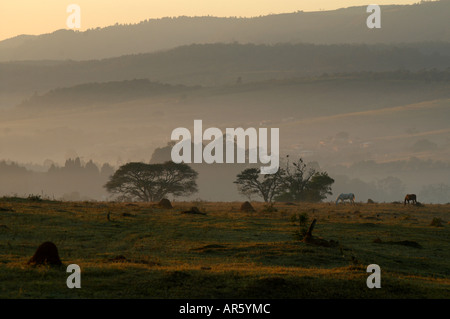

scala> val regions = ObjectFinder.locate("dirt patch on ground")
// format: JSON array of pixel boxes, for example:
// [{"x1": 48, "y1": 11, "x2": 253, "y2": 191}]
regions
[
  {"x1": 190, "y1": 244, "x2": 228, "y2": 253},
  {"x1": 181, "y1": 207, "x2": 207, "y2": 215},
  {"x1": 373, "y1": 238, "x2": 422, "y2": 249}
]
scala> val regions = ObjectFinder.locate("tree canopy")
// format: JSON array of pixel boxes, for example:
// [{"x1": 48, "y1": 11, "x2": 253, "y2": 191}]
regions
[
  {"x1": 234, "y1": 167, "x2": 285, "y2": 203},
  {"x1": 104, "y1": 161, "x2": 198, "y2": 202},
  {"x1": 234, "y1": 157, "x2": 335, "y2": 203}
]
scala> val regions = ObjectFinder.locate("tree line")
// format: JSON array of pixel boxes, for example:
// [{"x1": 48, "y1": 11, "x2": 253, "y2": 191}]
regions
[
  {"x1": 105, "y1": 157, "x2": 334, "y2": 203},
  {"x1": 1, "y1": 157, "x2": 448, "y2": 203},
  {"x1": 0, "y1": 158, "x2": 114, "y2": 201}
]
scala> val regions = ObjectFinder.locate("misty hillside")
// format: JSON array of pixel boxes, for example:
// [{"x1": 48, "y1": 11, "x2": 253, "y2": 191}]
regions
[
  {"x1": 0, "y1": 1, "x2": 449, "y2": 61},
  {"x1": 0, "y1": 1, "x2": 449, "y2": 203},
  {"x1": 17, "y1": 79, "x2": 199, "y2": 108},
  {"x1": 4, "y1": 70, "x2": 449, "y2": 165},
  {"x1": 2, "y1": 42, "x2": 450, "y2": 108},
  {"x1": 1, "y1": 71, "x2": 449, "y2": 202},
  {"x1": 17, "y1": 70, "x2": 450, "y2": 111}
]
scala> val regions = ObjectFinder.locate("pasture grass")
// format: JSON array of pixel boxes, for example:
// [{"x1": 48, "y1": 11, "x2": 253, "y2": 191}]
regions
[{"x1": 0, "y1": 199, "x2": 449, "y2": 298}]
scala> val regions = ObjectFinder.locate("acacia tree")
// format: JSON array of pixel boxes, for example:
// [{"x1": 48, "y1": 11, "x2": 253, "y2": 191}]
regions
[
  {"x1": 279, "y1": 158, "x2": 316, "y2": 201},
  {"x1": 104, "y1": 161, "x2": 198, "y2": 202},
  {"x1": 275, "y1": 157, "x2": 334, "y2": 202},
  {"x1": 302, "y1": 172, "x2": 335, "y2": 202},
  {"x1": 235, "y1": 157, "x2": 335, "y2": 203},
  {"x1": 234, "y1": 167, "x2": 285, "y2": 203}
]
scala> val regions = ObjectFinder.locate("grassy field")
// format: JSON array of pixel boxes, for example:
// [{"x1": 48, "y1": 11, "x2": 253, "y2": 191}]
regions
[{"x1": 0, "y1": 197, "x2": 449, "y2": 299}]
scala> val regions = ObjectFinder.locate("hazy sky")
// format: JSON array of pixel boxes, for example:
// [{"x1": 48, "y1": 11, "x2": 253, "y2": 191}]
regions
[{"x1": 0, "y1": 0, "x2": 421, "y2": 41}]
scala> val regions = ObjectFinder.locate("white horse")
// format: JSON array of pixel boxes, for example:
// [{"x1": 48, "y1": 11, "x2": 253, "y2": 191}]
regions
[{"x1": 335, "y1": 193, "x2": 355, "y2": 205}]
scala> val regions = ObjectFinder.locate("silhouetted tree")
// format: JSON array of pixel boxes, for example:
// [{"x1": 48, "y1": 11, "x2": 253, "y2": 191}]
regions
[
  {"x1": 85, "y1": 160, "x2": 100, "y2": 174},
  {"x1": 302, "y1": 172, "x2": 335, "y2": 202},
  {"x1": 275, "y1": 157, "x2": 334, "y2": 202},
  {"x1": 275, "y1": 158, "x2": 316, "y2": 202},
  {"x1": 100, "y1": 163, "x2": 115, "y2": 179},
  {"x1": 234, "y1": 167, "x2": 285, "y2": 203},
  {"x1": 104, "y1": 161, "x2": 198, "y2": 202}
]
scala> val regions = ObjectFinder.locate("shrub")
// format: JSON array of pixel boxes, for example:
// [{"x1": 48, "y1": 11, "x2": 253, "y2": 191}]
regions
[
  {"x1": 27, "y1": 194, "x2": 42, "y2": 202},
  {"x1": 292, "y1": 212, "x2": 309, "y2": 239},
  {"x1": 430, "y1": 217, "x2": 444, "y2": 227},
  {"x1": 262, "y1": 204, "x2": 278, "y2": 213}
]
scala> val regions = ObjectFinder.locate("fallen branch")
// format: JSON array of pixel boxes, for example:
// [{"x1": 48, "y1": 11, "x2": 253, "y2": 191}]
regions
[{"x1": 302, "y1": 219, "x2": 338, "y2": 247}]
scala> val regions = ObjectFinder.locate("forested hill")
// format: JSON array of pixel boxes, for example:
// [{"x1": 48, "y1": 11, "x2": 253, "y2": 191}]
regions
[
  {"x1": 17, "y1": 79, "x2": 199, "y2": 108},
  {"x1": 17, "y1": 70, "x2": 450, "y2": 109},
  {"x1": 0, "y1": 0, "x2": 449, "y2": 61},
  {"x1": 2, "y1": 42, "x2": 450, "y2": 98}
]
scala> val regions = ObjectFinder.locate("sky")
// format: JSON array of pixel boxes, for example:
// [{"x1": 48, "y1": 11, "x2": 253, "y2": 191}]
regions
[{"x1": 0, "y1": 0, "x2": 421, "y2": 41}]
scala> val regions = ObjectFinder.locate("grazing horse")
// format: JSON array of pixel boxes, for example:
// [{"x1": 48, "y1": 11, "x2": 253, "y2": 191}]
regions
[
  {"x1": 335, "y1": 193, "x2": 355, "y2": 205},
  {"x1": 404, "y1": 194, "x2": 417, "y2": 205}
]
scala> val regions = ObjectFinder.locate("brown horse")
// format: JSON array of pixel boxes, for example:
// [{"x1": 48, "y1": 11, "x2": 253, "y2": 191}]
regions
[{"x1": 404, "y1": 194, "x2": 417, "y2": 205}]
